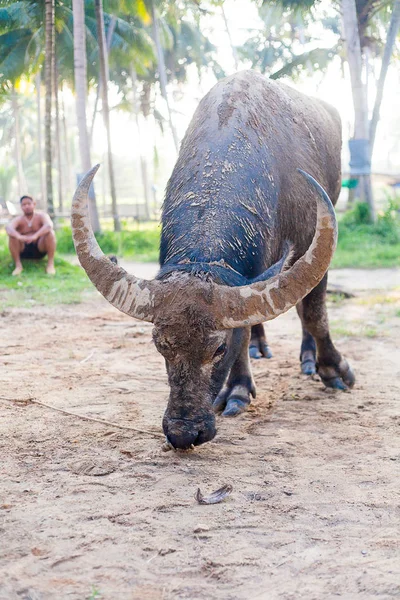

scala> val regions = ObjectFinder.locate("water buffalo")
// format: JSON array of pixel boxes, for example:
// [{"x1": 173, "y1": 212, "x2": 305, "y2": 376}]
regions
[{"x1": 71, "y1": 70, "x2": 354, "y2": 450}]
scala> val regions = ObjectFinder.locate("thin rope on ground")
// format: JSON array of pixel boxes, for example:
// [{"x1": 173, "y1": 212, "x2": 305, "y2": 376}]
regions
[{"x1": 0, "y1": 396, "x2": 163, "y2": 438}]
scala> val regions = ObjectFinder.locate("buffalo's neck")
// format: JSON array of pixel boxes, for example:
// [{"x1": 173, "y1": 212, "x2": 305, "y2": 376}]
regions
[
  {"x1": 160, "y1": 158, "x2": 281, "y2": 280},
  {"x1": 157, "y1": 260, "x2": 248, "y2": 287}
]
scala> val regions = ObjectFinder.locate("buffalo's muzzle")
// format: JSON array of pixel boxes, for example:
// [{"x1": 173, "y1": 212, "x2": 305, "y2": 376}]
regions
[{"x1": 163, "y1": 413, "x2": 216, "y2": 450}]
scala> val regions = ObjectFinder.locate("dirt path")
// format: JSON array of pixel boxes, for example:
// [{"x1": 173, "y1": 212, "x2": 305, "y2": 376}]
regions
[{"x1": 1, "y1": 281, "x2": 400, "y2": 599}]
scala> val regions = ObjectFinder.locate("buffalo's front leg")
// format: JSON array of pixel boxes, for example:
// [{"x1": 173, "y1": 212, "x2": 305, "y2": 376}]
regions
[
  {"x1": 213, "y1": 327, "x2": 256, "y2": 416},
  {"x1": 298, "y1": 328, "x2": 317, "y2": 375},
  {"x1": 297, "y1": 274, "x2": 355, "y2": 390},
  {"x1": 249, "y1": 323, "x2": 273, "y2": 359}
]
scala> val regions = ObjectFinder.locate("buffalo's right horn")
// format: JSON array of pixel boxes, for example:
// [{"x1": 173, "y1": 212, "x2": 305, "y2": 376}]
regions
[
  {"x1": 71, "y1": 165, "x2": 161, "y2": 322},
  {"x1": 212, "y1": 170, "x2": 338, "y2": 329}
]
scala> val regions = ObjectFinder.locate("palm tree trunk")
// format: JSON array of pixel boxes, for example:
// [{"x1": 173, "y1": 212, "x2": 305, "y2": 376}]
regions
[
  {"x1": 221, "y1": 4, "x2": 239, "y2": 71},
  {"x1": 341, "y1": 0, "x2": 375, "y2": 221},
  {"x1": 90, "y1": 84, "x2": 101, "y2": 148},
  {"x1": 54, "y1": 60, "x2": 63, "y2": 212},
  {"x1": 11, "y1": 87, "x2": 27, "y2": 198},
  {"x1": 131, "y1": 67, "x2": 151, "y2": 220},
  {"x1": 90, "y1": 15, "x2": 116, "y2": 147},
  {"x1": 369, "y1": 0, "x2": 400, "y2": 157},
  {"x1": 95, "y1": 1, "x2": 120, "y2": 231},
  {"x1": 150, "y1": 0, "x2": 179, "y2": 153},
  {"x1": 44, "y1": 0, "x2": 54, "y2": 217},
  {"x1": 72, "y1": 0, "x2": 101, "y2": 232},
  {"x1": 61, "y1": 85, "x2": 73, "y2": 198},
  {"x1": 35, "y1": 73, "x2": 45, "y2": 208}
]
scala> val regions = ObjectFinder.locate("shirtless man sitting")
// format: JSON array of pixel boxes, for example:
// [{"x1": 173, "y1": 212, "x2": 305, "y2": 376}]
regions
[{"x1": 6, "y1": 195, "x2": 56, "y2": 276}]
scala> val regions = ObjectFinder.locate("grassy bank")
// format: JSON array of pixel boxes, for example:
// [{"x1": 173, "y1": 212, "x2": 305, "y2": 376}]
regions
[
  {"x1": 0, "y1": 236, "x2": 92, "y2": 308},
  {"x1": 0, "y1": 223, "x2": 161, "y2": 308},
  {"x1": 56, "y1": 221, "x2": 160, "y2": 262},
  {"x1": 331, "y1": 200, "x2": 400, "y2": 269}
]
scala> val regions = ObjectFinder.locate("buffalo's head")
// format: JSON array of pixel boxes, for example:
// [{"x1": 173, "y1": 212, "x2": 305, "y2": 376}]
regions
[{"x1": 71, "y1": 165, "x2": 337, "y2": 449}]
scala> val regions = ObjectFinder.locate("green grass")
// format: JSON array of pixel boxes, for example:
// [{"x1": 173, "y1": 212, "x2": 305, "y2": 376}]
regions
[
  {"x1": 326, "y1": 292, "x2": 346, "y2": 305},
  {"x1": 331, "y1": 323, "x2": 380, "y2": 339},
  {"x1": 364, "y1": 326, "x2": 379, "y2": 338},
  {"x1": 56, "y1": 222, "x2": 160, "y2": 262},
  {"x1": 331, "y1": 200, "x2": 400, "y2": 269},
  {"x1": 0, "y1": 236, "x2": 92, "y2": 308},
  {"x1": 332, "y1": 234, "x2": 400, "y2": 268},
  {"x1": 87, "y1": 587, "x2": 101, "y2": 600}
]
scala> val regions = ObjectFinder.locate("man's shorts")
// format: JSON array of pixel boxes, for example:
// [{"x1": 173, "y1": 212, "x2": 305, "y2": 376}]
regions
[{"x1": 20, "y1": 242, "x2": 47, "y2": 260}]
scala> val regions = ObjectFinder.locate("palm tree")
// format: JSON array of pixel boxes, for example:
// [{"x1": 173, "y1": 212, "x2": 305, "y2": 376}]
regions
[
  {"x1": 11, "y1": 85, "x2": 28, "y2": 197},
  {"x1": 95, "y1": 0, "x2": 120, "y2": 231},
  {"x1": 35, "y1": 72, "x2": 46, "y2": 206},
  {"x1": 60, "y1": 83, "x2": 74, "y2": 197},
  {"x1": 0, "y1": 87, "x2": 44, "y2": 201},
  {"x1": 221, "y1": 3, "x2": 239, "y2": 71},
  {"x1": 44, "y1": 0, "x2": 54, "y2": 217},
  {"x1": 131, "y1": 66, "x2": 152, "y2": 219},
  {"x1": 53, "y1": 60, "x2": 64, "y2": 212},
  {"x1": 0, "y1": 164, "x2": 17, "y2": 207},
  {"x1": 0, "y1": 1, "x2": 39, "y2": 198},
  {"x1": 238, "y1": 3, "x2": 336, "y2": 79},
  {"x1": 72, "y1": 0, "x2": 101, "y2": 233},
  {"x1": 148, "y1": 0, "x2": 179, "y2": 152},
  {"x1": 259, "y1": 0, "x2": 400, "y2": 220},
  {"x1": 339, "y1": 0, "x2": 400, "y2": 219},
  {"x1": 369, "y1": 0, "x2": 400, "y2": 156},
  {"x1": 0, "y1": 0, "x2": 76, "y2": 209},
  {"x1": 341, "y1": 0, "x2": 374, "y2": 217}
]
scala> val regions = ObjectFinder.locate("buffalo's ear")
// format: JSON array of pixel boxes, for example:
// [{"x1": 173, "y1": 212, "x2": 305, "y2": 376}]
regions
[{"x1": 249, "y1": 240, "x2": 293, "y2": 284}]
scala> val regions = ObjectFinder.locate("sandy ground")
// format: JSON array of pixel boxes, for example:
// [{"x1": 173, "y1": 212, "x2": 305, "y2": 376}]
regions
[{"x1": 1, "y1": 268, "x2": 400, "y2": 600}]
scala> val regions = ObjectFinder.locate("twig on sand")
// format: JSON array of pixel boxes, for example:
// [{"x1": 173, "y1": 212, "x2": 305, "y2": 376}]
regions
[
  {"x1": 51, "y1": 554, "x2": 82, "y2": 568},
  {"x1": 0, "y1": 396, "x2": 36, "y2": 403},
  {"x1": 79, "y1": 350, "x2": 95, "y2": 364},
  {"x1": 0, "y1": 396, "x2": 163, "y2": 438}
]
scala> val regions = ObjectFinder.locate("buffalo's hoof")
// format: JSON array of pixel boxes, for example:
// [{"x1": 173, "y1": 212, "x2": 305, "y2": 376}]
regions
[
  {"x1": 213, "y1": 392, "x2": 228, "y2": 413},
  {"x1": 318, "y1": 359, "x2": 355, "y2": 391},
  {"x1": 213, "y1": 382, "x2": 255, "y2": 416},
  {"x1": 222, "y1": 398, "x2": 248, "y2": 417},
  {"x1": 249, "y1": 343, "x2": 272, "y2": 360},
  {"x1": 301, "y1": 358, "x2": 316, "y2": 376}
]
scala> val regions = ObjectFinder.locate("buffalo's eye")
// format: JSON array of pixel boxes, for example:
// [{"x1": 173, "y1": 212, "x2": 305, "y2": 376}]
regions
[
  {"x1": 158, "y1": 342, "x2": 173, "y2": 357},
  {"x1": 213, "y1": 343, "x2": 227, "y2": 359},
  {"x1": 153, "y1": 336, "x2": 174, "y2": 358}
]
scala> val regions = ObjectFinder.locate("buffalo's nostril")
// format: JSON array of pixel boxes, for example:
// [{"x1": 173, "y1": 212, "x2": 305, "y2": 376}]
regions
[
  {"x1": 163, "y1": 415, "x2": 217, "y2": 450},
  {"x1": 195, "y1": 428, "x2": 216, "y2": 445},
  {"x1": 166, "y1": 430, "x2": 199, "y2": 450}
]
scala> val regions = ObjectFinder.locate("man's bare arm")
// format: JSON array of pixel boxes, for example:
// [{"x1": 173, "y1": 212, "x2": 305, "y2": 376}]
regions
[
  {"x1": 31, "y1": 213, "x2": 54, "y2": 241},
  {"x1": 5, "y1": 217, "x2": 23, "y2": 241}
]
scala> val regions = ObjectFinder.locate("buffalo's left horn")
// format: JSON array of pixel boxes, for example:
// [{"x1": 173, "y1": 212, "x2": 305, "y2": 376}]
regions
[
  {"x1": 71, "y1": 165, "x2": 160, "y2": 322},
  {"x1": 213, "y1": 170, "x2": 338, "y2": 329}
]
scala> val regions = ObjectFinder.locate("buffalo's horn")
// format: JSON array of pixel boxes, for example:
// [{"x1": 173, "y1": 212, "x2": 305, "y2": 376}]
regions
[
  {"x1": 71, "y1": 165, "x2": 160, "y2": 322},
  {"x1": 214, "y1": 170, "x2": 338, "y2": 329}
]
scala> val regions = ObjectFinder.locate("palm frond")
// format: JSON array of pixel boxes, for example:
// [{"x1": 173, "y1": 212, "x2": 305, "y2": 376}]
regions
[
  {"x1": 270, "y1": 45, "x2": 337, "y2": 79},
  {"x1": 0, "y1": 29, "x2": 35, "y2": 85}
]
